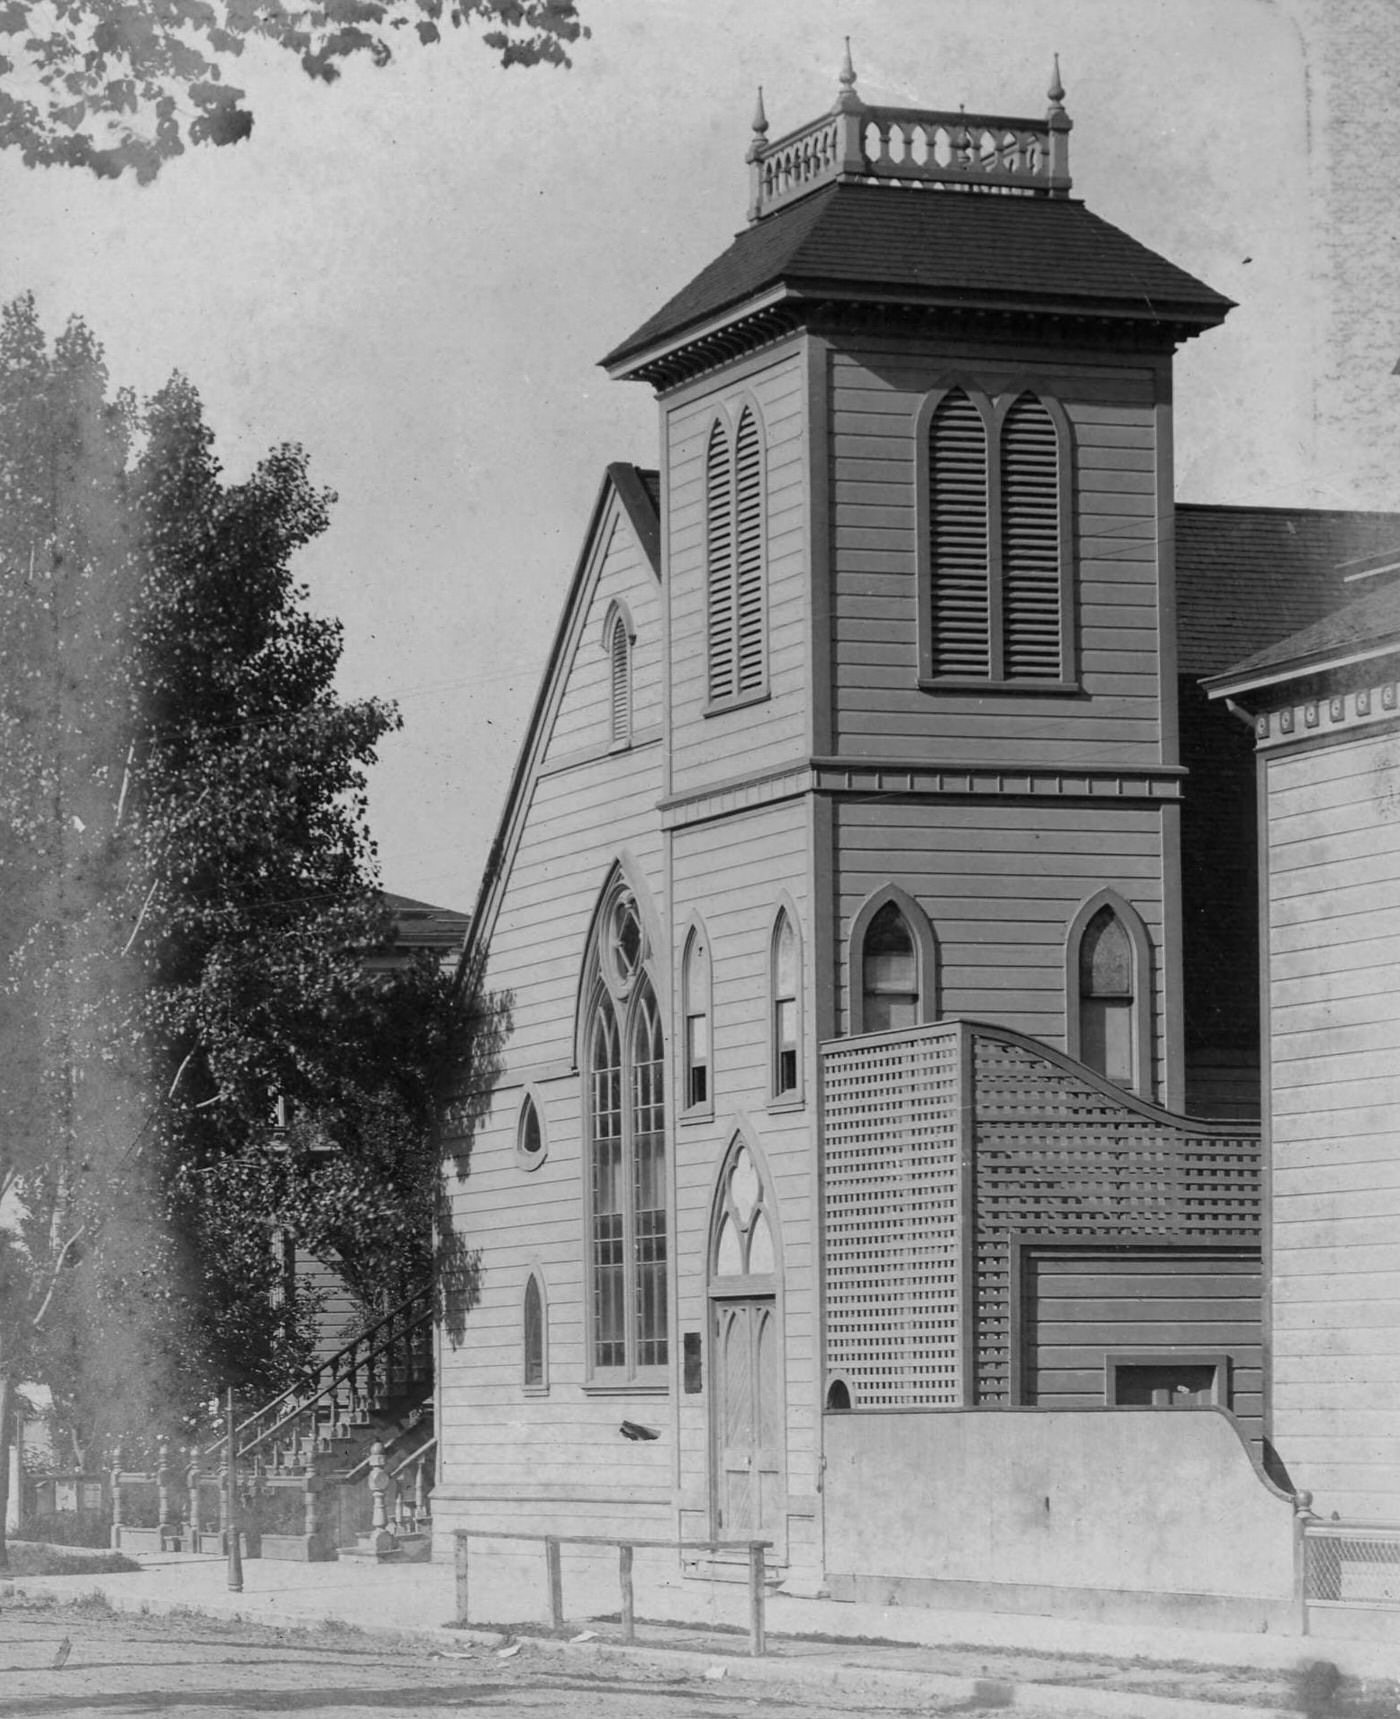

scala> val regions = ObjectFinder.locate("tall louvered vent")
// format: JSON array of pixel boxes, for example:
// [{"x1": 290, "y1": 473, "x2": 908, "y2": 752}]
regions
[
  {"x1": 928, "y1": 390, "x2": 990, "y2": 678},
  {"x1": 706, "y1": 420, "x2": 736, "y2": 701},
  {"x1": 1000, "y1": 394, "x2": 1061, "y2": 678},
  {"x1": 734, "y1": 408, "x2": 765, "y2": 693},
  {"x1": 609, "y1": 612, "x2": 630, "y2": 742},
  {"x1": 706, "y1": 409, "x2": 765, "y2": 701}
]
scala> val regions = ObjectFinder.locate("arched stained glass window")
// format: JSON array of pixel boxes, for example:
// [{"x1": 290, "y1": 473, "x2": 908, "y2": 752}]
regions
[{"x1": 582, "y1": 873, "x2": 669, "y2": 1380}]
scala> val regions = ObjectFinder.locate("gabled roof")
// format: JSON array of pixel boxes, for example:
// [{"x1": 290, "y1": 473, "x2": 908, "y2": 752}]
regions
[
  {"x1": 460, "y1": 463, "x2": 661, "y2": 976},
  {"x1": 1203, "y1": 574, "x2": 1400, "y2": 699},
  {"x1": 383, "y1": 892, "x2": 472, "y2": 955},
  {"x1": 1176, "y1": 505, "x2": 1400, "y2": 678},
  {"x1": 604, "y1": 182, "x2": 1232, "y2": 377}
]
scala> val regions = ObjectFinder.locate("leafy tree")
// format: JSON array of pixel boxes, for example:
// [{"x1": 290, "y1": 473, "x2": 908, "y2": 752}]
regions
[
  {"x1": 0, "y1": 296, "x2": 461, "y2": 1563},
  {"x1": 0, "y1": 0, "x2": 587, "y2": 180}
]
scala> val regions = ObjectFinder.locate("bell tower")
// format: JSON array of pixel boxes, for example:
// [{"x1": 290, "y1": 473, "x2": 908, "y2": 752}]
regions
[{"x1": 604, "y1": 53, "x2": 1231, "y2": 1109}]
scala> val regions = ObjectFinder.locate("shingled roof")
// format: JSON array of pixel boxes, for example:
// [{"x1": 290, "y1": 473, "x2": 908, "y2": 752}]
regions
[
  {"x1": 604, "y1": 181, "x2": 1233, "y2": 376},
  {"x1": 1175, "y1": 505, "x2": 1400, "y2": 678},
  {"x1": 1201, "y1": 574, "x2": 1400, "y2": 696}
]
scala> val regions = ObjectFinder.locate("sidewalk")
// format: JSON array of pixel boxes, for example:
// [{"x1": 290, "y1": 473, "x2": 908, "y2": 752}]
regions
[{"x1": 3, "y1": 1548, "x2": 1397, "y2": 1718}]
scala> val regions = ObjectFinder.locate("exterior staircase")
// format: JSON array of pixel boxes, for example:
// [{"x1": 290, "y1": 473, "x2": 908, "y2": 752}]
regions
[{"x1": 201, "y1": 1285, "x2": 435, "y2": 1561}]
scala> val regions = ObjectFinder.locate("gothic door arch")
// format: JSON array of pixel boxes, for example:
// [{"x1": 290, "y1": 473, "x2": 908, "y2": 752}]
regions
[{"x1": 708, "y1": 1135, "x2": 783, "y2": 1538}]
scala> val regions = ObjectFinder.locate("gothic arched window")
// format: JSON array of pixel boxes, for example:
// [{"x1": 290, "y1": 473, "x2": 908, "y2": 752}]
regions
[
  {"x1": 583, "y1": 875, "x2": 668, "y2": 1380},
  {"x1": 921, "y1": 385, "x2": 1073, "y2": 686}
]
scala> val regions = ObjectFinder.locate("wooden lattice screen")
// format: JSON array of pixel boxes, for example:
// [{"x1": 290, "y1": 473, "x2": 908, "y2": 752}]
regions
[
  {"x1": 822, "y1": 1024, "x2": 966, "y2": 1407},
  {"x1": 820, "y1": 1021, "x2": 1261, "y2": 1411},
  {"x1": 969, "y1": 1030, "x2": 1261, "y2": 1402}
]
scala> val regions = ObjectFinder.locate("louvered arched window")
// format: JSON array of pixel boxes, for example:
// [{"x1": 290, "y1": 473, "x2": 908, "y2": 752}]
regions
[
  {"x1": 922, "y1": 386, "x2": 1071, "y2": 686},
  {"x1": 705, "y1": 407, "x2": 766, "y2": 704},
  {"x1": 927, "y1": 389, "x2": 990, "y2": 678},
  {"x1": 609, "y1": 611, "x2": 631, "y2": 744}
]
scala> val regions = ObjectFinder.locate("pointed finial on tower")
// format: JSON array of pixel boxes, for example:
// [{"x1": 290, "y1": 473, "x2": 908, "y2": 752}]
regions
[
  {"x1": 834, "y1": 36, "x2": 864, "y2": 112},
  {"x1": 1047, "y1": 53, "x2": 1065, "y2": 110},
  {"x1": 751, "y1": 85, "x2": 768, "y2": 140}
]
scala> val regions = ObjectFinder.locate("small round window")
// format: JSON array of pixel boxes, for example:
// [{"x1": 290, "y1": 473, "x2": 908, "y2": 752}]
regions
[
  {"x1": 516, "y1": 1092, "x2": 547, "y2": 1171},
  {"x1": 609, "y1": 891, "x2": 643, "y2": 988}
]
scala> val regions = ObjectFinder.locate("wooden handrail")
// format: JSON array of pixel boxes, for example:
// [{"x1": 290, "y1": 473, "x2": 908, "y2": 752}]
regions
[{"x1": 453, "y1": 1529, "x2": 771, "y2": 1656}]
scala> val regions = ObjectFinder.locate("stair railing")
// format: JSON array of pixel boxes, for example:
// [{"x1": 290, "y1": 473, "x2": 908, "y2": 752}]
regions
[{"x1": 202, "y1": 1284, "x2": 433, "y2": 1470}]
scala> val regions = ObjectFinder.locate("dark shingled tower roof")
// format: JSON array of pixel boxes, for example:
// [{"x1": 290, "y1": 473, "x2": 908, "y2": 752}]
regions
[
  {"x1": 604, "y1": 183, "x2": 1233, "y2": 376},
  {"x1": 604, "y1": 54, "x2": 1232, "y2": 383}
]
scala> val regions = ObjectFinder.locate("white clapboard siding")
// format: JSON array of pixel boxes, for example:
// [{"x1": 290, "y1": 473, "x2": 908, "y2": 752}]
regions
[
  {"x1": 438, "y1": 492, "x2": 677, "y2": 1531},
  {"x1": 1025, "y1": 1250, "x2": 1264, "y2": 1440},
  {"x1": 667, "y1": 351, "x2": 810, "y2": 796},
  {"x1": 1264, "y1": 729, "x2": 1400, "y2": 1520},
  {"x1": 834, "y1": 798, "x2": 1167, "y2": 1088},
  {"x1": 828, "y1": 343, "x2": 1163, "y2": 763},
  {"x1": 670, "y1": 798, "x2": 820, "y2": 1511}
]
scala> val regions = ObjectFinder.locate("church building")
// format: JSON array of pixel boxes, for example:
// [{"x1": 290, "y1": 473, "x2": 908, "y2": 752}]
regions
[{"x1": 431, "y1": 57, "x2": 1400, "y2": 1623}]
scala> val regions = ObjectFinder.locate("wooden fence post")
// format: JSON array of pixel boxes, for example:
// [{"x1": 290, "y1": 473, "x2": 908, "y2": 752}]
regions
[
  {"x1": 303, "y1": 1447, "x2": 322, "y2": 1553},
  {"x1": 619, "y1": 1543, "x2": 635, "y2": 1644},
  {"x1": 747, "y1": 1542, "x2": 766, "y2": 1657},
  {"x1": 545, "y1": 1536, "x2": 563, "y2": 1630},
  {"x1": 185, "y1": 1447, "x2": 200, "y2": 1547},
  {"x1": 155, "y1": 1439, "x2": 172, "y2": 1543},
  {"x1": 454, "y1": 1531, "x2": 470, "y2": 1625},
  {"x1": 109, "y1": 1448, "x2": 124, "y2": 1551}
]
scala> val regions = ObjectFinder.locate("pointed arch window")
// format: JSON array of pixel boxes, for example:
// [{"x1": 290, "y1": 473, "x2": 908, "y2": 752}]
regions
[
  {"x1": 712, "y1": 1138, "x2": 776, "y2": 1288},
  {"x1": 583, "y1": 874, "x2": 668, "y2": 1383},
  {"x1": 705, "y1": 407, "x2": 766, "y2": 706},
  {"x1": 1079, "y1": 907, "x2": 1134, "y2": 1087},
  {"x1": 523, "y1": 1271, "x2": 548, "y2": 1392},
  {"x1": 921, "y1": 385, "x2": 1073, "y2": 687},
  {"x1": 849, "y1": 887, "x2": 938, "y2": 1036},
  {"x1": 770, "y1": 910, "x2": 801, "y2": 1102},
  {"x1": 1066, "y1": 892, "x2": 1153, "y2": 1096},
  {"x1": 681, "y1": 924, "x2": 712, "y2": 1115},
  {"x1": 609, "y1": 611, "x2": 632, "y2": 744},
  {"x1": 862, "y1": 903, "x2": 918, "y2": 1032}
]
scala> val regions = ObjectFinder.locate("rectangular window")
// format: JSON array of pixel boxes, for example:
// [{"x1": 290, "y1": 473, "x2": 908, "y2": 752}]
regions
[
  {"x1": 685, "y1": 1013, "x2": 709, "y2": 1107},
  {"x1": 775, "y1": 997, "x2": 797, "y2": 1094}
]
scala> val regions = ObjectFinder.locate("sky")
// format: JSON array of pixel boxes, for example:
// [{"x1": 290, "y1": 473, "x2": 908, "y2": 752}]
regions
[{"x1": 2, "y1": 0, "x2": 1395, "y2": 914}]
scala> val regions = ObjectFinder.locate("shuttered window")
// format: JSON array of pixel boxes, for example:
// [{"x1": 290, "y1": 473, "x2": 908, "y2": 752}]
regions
[
  {"x1": 1001, "y1": 395, "x2": 1061, "y2": 678},
  {"x1": 928, "y1": 390, "x2": 991, "y2": 678},
  {"x1": 925, "y1": 387, "x2": 1069, "y2": 684},
  {"x1": 609, "y1": 611, "x2": 631, "y2": 743},
  {"x1": 706, "y1": 408, "x2": 766, "y2": 703}
]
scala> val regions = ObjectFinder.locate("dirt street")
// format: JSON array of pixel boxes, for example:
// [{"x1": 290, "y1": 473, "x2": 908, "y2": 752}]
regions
[{"x1": 0, "y1": 1595, "x2": 1030, "y2": 1718}]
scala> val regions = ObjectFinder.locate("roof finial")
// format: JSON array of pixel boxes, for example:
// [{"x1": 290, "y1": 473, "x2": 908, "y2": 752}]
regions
[
  {"x1": 751, "y1": 85, "x2": 768, "y2": 140},
  {"x1": 835, "y1": 36, "x2": 863, "y2": 112},
  {"x1": 1047, "y1": 53, "x2": 1065, "y2": 110}
]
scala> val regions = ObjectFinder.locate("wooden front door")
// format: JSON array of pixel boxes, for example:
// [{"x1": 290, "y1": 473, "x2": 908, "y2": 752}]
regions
[{"x1": 713, "y1": 1297, "x2": 781, "y2": 1534}]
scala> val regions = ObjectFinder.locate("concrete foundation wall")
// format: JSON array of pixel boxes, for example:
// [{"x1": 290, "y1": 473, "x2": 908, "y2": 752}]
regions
[{"x1": 823, "y1": 1407, "x2": 1297, "y2": 1626}]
